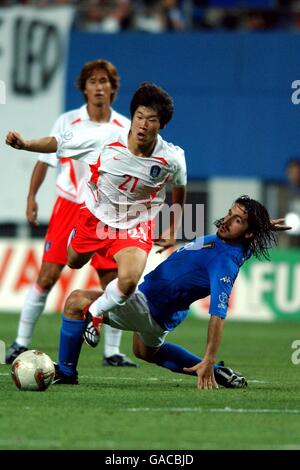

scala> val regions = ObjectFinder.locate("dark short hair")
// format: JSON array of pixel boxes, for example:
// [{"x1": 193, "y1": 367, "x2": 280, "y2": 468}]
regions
[
  {"x1": 76, "y1": 59, "x2": 120, "y2": 103},
  {"x1": 130, "y1": 82, "x2": 174, "y2": 129}
]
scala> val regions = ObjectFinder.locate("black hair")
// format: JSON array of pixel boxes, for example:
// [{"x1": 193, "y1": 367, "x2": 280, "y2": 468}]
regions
[
  {"x1": 215, "y1": 195, "x2": 277, "y2": 259},
  {"x1": 286, "y1": 157, "x2": 300, "y2": 170},
  {"x1": 130, "y1": 82, "x2": 174, "y2": 129}
]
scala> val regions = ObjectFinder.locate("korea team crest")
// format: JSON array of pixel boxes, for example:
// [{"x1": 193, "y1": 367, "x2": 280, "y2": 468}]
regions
[{"x1": 150, "y1": 165, "x2": 161, "y2": 178}]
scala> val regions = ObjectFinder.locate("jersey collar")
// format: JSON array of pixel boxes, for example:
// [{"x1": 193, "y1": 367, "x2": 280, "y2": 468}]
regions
[{"x1": 79, "y1": 104, "x2": 114, "y2": 123}]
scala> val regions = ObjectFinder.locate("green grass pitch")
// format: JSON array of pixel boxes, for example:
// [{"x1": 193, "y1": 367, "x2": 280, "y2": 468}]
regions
[{"x1": 0, "y1": 313, "x2": 300, "y2": 450}]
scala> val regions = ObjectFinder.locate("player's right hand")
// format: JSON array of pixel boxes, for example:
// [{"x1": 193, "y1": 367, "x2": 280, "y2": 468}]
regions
[
  {"x1": 6, "y1": 131, "x2": 25, "y2": 150},
  {"x1": 270, "y1": 218, "x2": 292, "y2": 232},
  {"x1": 184, "y1": 360, "x2": 219, "y2": 390},
  {"x1": 26, "y1": 197, "x2": 39, "y2": 226}
]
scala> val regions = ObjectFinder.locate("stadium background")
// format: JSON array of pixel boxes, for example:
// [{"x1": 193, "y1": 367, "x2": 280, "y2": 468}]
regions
[{"x1": 1, "y1": 3, "x2": 300, "y2": 321}]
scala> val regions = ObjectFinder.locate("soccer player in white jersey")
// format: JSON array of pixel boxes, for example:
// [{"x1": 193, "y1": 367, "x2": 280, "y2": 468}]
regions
[
  {"x1": 6, "y1": 82, "x2": 187, "y2": 349},
  {"x1": 5, "y1": 59, "x2": 137, "y2": 368}
]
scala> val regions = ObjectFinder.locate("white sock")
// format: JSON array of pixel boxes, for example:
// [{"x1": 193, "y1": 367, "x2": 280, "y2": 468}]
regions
[
  {"x1": 89, "y1": 278, "x2": 128, "y2": 317},
  {"x1": 104, "y1": 324, "x2": 122, "y2": 357},
  {"x1": 16, "y1": 283, "x2": 48, "y2": 348}
]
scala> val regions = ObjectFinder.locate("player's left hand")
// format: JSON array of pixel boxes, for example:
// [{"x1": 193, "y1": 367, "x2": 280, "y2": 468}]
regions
[
  {"x1": 183, "y1": 360, "x2": 219, "y2": 390},
  {"x1": 26, "y1": 196, "x2": 39, "y2": 226},
  {"x1": 270, "y1": 218, "x2": 292, "y2": 231},
  {"x1": 154, "y1": 237, "x2": 177, "y2": 253}
]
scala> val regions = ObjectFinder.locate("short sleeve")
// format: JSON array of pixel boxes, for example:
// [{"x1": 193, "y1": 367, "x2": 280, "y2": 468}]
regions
[
  {"x1": 37, "y1": 114, "x2": 65, "y2": 168},
  {"x1": 56, "y1": 124, "x2": 112, "y2": 164},
  {"x1": 170, "y1": 147, "x2": 187, "y2": 186},
  {"x1": 207, "y1": 258, "x2": 237, "y2": 319}
]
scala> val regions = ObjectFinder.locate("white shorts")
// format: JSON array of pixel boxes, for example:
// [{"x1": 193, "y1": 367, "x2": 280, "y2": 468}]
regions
[{"x1": 108, "y1": 290, "x2": 169, "y2": 347}]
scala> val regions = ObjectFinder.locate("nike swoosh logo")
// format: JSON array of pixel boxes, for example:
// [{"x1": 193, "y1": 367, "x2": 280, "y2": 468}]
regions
[{"x1": 113, "y1": 157, "x2": 121, "y2": 160}]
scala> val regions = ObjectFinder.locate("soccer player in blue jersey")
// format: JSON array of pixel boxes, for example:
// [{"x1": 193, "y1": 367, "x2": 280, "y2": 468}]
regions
[{"x1": 53, "y1": 196, "x2": 289, "y2": 389}]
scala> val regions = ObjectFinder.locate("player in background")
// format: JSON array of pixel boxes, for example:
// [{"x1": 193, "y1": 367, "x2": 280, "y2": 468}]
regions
[
  {"x1": 6, "y1": 82, "x2": 188, "y2": 350},
  {"x1": 5, "y1": 59, "x2": 137, "y2": 368},
  {"x1": 50, "y1": 196, "x2": 290, "y2": 387}
]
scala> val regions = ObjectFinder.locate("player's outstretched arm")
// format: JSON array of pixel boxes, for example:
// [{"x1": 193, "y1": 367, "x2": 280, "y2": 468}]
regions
[
  {"x1": 6, "y1": 131, "x2": 57, "y2": 153},
  {"x1": 183, "y1": 314, "x2": 224, "y2": 390}
]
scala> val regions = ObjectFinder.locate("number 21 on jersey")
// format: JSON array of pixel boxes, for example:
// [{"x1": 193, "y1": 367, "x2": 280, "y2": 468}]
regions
[{"x1": 118, "y1": 175, "x2": 139, "y2": 192}]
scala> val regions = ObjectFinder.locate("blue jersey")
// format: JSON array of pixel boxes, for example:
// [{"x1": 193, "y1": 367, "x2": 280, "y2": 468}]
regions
[{"x1": 139, "y1": 234, "x2": 250, "y2": 331}]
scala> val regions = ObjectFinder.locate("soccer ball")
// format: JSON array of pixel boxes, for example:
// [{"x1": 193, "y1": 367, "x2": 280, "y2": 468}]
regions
[{"x1": 11, "y1": 350, "x2": 55, "y2": 391}]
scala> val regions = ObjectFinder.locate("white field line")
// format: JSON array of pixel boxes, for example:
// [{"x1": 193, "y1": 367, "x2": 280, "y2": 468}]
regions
[
  {"x1": 124, "y1": 407, "x2": 300, "y2": 414},
  {"x1": 80, "y1": 376, "x2": 183, "y2": 381},
  {"x1": 0, "y1": 438, "x2": 118, "y2": 448},
  {"x1": 277, "y1": 444, "x2": 300, "y2": 450},
  {"x1": 2, "y1": 374, "x2": 182, "y2": 381},
  {"x1": 0, "y1": 439, "x2": 62, "y2": 447},
  {"x1": 1, "y1": 373, "x2": 267, "y2": 383},
  {"x1": 1, "y1": 373, "x2": 267, "y2": 386},
  {"x1": 82, "y1": 376, "x2": 268, "y2": 384},
  {"x1": 247, "y1": 380, "x2": 267, "y2": 384}
]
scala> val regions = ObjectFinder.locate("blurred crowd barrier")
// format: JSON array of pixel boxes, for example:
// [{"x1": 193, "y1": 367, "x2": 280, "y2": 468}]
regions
[{"x1": 1, "y1": 1, "x2": 300, "y2": 33}]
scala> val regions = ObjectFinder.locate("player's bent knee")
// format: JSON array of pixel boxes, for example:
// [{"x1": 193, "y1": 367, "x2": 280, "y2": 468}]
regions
[
  {"x1": 133, "y1": 343, "x2": 155, "y2": 362},
  {"x1": 67, "y1": 259, "x2": 84, "y2": 269},
  {"x1": 64, "y1": 290, "x2": 86, "y2": 319},
  {"x1": 119, "y1": 276, "x2": 139, "y2": 296},
  {"x1": 37, "y1": 270, "x2": 61, "y2": 291},
  {"x1": 134, "y1": 351, "x2": 155, "y2": 363},
  {"x1": 133, "y1": 348, "x2": 147, "y2": 360},
  {"x1": 36, "y1": 276, "x2": 56, "y2": 291},
  {"x1": 67, "y1": 251, "x2": 92, "y2": 270},
  {"x1": 67, "y1": 248, "x2": 84, "y2": 269}
]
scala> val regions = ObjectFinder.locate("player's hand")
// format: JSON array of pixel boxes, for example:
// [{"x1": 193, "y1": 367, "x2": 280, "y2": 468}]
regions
[
  {"x1": 26, "y1": 196, "x2": 39, "y2": 226},
  {"x1": 6, "y1": 131, "x2": 26, "y2": 150},
  {"x1": 270, "y1": 218, "x2": 292, "y2": 232},
  {"x1": 183, "y1": 360, "x2": 219, "y2": 390},
  {"x1": 154, "y1": 237, "x2": 177, "y2": 253}
]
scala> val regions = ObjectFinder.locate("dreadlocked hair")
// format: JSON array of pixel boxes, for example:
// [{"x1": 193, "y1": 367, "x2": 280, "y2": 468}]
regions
[{"x1": 235, "y1": 195, "x2": 277, "y2": 259}]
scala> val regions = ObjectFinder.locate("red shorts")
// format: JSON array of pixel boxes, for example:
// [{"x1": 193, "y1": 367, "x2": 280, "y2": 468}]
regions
[
  {"x1": 43, "y1": 197, "x2": 80, "y2": 265},
  {"x1": 70, "y1": 206, "x2": 153, "y2": 260},
  {"x1": 90, "y1": 254, "x2": 117, "y2": 271},
  {"x1": 43, "y1": 197, "x2": 118, "y2": 270}
]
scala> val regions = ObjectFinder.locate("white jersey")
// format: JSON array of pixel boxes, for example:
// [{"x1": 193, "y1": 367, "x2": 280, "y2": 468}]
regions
[
  {"x1": 38, "y1": 105, "x2": 130, "y2": 204},
  {"x1": 56, "y1": 123, "x2": 187, "y2": 229}
]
